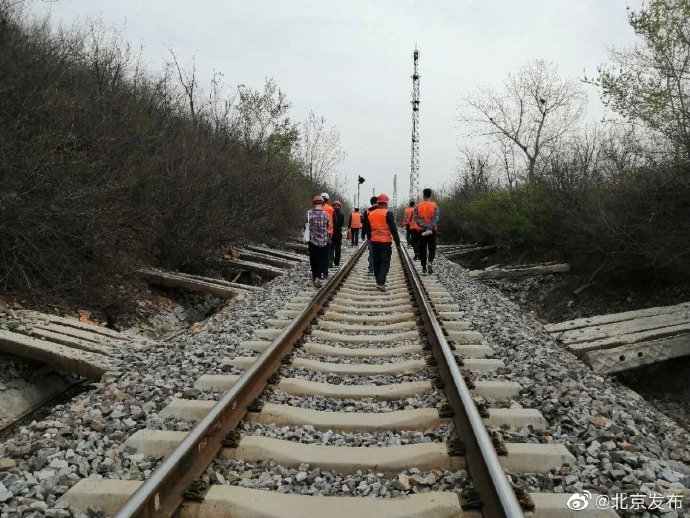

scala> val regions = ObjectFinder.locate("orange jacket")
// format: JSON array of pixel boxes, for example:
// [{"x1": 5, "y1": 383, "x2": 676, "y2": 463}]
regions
[
  {"x1": 368, "y1": 208, "x2": 393, "y2": 243},
  {"x1": 409, "y1": 206, "x2": 421, "y2": 230},
  {"x1": 415, "y1": 200, "x2": 438, "y2": 230},
  {"x1": 403, "y1": 207, "x2": 414, "y2": 226},
  {"x1": 350, "y1": 212, "x2": 362, "y2": 229},
  {"x1": 323, "y1": 203, "x2": 334, "y2": 235}
]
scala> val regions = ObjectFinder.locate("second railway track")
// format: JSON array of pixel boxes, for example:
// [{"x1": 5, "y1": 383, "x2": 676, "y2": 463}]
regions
[{"x1": 61, "y1": 243, "x2": 614, "y2": 517}]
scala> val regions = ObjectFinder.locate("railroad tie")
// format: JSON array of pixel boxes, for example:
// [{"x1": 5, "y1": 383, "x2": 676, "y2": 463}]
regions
[{"x1": 87, "y1": 244, "x2": 588, "y2": 518}]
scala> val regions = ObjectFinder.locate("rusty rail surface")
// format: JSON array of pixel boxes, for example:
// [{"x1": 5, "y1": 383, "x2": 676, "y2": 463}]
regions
[
  {"x1": 116, "y1": 243, "x2": 367, "y2": 518},
  {"x1": 397, "y1": 243, "x2": 524, "y2": 518}
]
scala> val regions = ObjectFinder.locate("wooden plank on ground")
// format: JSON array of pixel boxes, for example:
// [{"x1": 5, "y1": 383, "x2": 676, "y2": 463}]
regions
[
  {"x1": 284, "y1": 242, "x2": 309, "y2": 254},
  {"x1": 30, "y1": 327, "x2": 115, "y2": 356},
  {"x1": 222, "y1": 259, "x2": 283, "y2": 278},
  {"x1": 568, "y1": 322, "x2": 690, "y2": 356},
  {"x1": 469, "y1": 263, "x2": 570, "y2": 280},
  {"x1": 20, "y1": 311, "x2": 126, "y2": 341},
  {"x1": 445, "y1": 246, "x2": 497, "y2": 258},
  {"x1": 438, "y1": 243, "x2": 479, "y2": 250},
  {"x1": 544, "y1": 302, "x2": 690, "y2": 333},
  {"x1": 139, "y1": 269, "x2": 250, "y2": 298},
  {"x1": 170, "y1": 270, "x2": 263, "y2": 293},
  {"x1": 438, "y1": 245, "x2": 482, "y2": 254},
  {"x1": 585, "y1": 333, "x2": 690, "y2": 374},
  {"x1": 33, "y1": 322, "x2": 112, "y2": 344},
  {"x1": 244, "y1": 245, "x2": 307, "y2": 263},
  {"x1": 556, "y1": 310, "x2": 690, "y2": 345},
  {"x1": 234, "y1": 249, "x2": 296, "y2": 269},
  {"x1": 0, "y1": 330, "x2": 113, "y2": 378}
]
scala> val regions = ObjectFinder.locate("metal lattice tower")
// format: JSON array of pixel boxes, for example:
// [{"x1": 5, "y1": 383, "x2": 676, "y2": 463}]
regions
[
  {"x1": 409, "y1": 45, "x2": 420, "y2": 202},
  {"x1": 392, "y1": 174, "x2": 398, "y2": 213}
]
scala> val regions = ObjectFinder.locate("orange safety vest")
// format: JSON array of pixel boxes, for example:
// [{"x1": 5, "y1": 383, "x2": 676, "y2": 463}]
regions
[
  {"x1": 403, "y1": 207, "x2": 414, "y2": 226},
  {"x1": 415, "y1": 200, "x2": 438, "y2": 230},
  {"x1": 409, "y1": 205, "x2": 421, "y2": 230},
  {"x1": 350, "y1": 212, "x2": 362, "y2": 229},
  {"x1": 368, "y1": 208, "x2": 392, "y2": 243},
  {"x1": 323, "y1": 203, "x2": 334, "y2": 235}
]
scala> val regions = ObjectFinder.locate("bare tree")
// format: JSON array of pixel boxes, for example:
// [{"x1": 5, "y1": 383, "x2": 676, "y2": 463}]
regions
[
  {"x1": 462, "y1": 60, "x2": 586, "y2": 182},
  {"x1": 295, "y1": 110, "x2": 345, "y2": 187},
  {"x1": 594, "y1": 0, "x2": 690, "y2": 158},
  {"x1": 497, "y1": 140, "x2": 520, "y2": 188},
  {"x1": 168, "y1": 49, "x2": 201, "y2": 122},
  {"x1": 208, "y1": 70, "x2": 235, "y2": 137},
  {"x1": 232, "y1": 78, "x2": 296, "y2": 154},
  {"x1": 457, "y1": 147, "x2": 494, "y2": 193}
]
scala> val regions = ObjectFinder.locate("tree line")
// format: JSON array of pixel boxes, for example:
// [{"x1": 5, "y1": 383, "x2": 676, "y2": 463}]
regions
[
  {"x1": 441, "y1": 0, "x2": 690, "y2": 281},
  {"x1": 0, "y1": 1, "x2": 345, "y2": 313}
]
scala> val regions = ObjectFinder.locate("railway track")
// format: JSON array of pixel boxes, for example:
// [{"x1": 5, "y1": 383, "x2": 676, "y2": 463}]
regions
[{"x1": 60, "y1": 243, "x2": 608, "y2": 517}]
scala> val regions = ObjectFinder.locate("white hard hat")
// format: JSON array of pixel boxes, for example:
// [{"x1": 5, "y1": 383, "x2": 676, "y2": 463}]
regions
[{"x1": 321, "y1": 192, "x2": 329, "y2": 200}]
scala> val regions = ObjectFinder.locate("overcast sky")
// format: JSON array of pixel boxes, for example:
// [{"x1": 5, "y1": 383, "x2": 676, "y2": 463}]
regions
[{"x1": 30, "y1": 0, "x2": 640, "y2": 203}]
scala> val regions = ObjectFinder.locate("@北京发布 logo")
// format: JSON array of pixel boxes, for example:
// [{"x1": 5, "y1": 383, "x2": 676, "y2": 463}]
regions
[
  {"x1": 566, "y1": 490, "x2": 684, "y2": 512},
  {"x1": 566, "y1": 491, "x2": 592, "y2": 511}
]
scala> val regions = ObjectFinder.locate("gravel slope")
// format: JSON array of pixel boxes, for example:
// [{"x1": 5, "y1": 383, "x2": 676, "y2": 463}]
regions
[{"x1": 433, "y1": 256, "x2": 690, "y2": 514}]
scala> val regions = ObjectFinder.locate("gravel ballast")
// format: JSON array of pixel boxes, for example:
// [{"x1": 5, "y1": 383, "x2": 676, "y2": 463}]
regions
[
  {"x1": 433, "y1": 256, "x2": 690, "y2": 506},
  {"x1": 0, "y1": 249, "x2": 348, "y2": 516},
  {"x1": 0, "y1": 245, "x2": 687, "y2": 517}
]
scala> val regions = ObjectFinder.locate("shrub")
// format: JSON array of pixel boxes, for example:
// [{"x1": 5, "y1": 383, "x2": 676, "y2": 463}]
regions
[{"x1": 439, "y1": 162, "x2": 690, "y2": 281}]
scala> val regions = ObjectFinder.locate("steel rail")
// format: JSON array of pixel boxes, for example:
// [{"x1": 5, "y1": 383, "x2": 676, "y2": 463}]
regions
[
  {"x1": 116, "y1": 242, "x2": 367, "y2": 518},
  {"x1": 397, "y1": 243, "x2": 524, "y2": 518}
]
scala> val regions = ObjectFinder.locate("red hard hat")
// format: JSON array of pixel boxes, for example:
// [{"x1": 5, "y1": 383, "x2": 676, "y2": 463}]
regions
[
  {"x1": 333, "y1": 200, "x2": 342, "y2": 207},
  {"x1": 377, "y1": 193, "x2": 390, "y2": 203},
  {"x1": 312, "y1": 195, "x2": 324, "y2": 203}
]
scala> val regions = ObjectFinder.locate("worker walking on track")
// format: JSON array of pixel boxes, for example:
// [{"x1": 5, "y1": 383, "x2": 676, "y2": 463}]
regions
[
  {"x1": 321, "y1": 193, "x2": 335, "y2": 268},
  {"x1": 409, "y1": 203, "x2": 421, "y2": 261},
  {"x1": 348, "y1": 208, "x2": 362, "y2": 246},
  {"x1": 402, "y1": 201, "x2": 415, "y2": 248},
  {"x1": 365, "y1": 194, "x2": 401, "y2": 291},
  {"x1": 331, "y1": 200, "x2": 345, "y2": 266},
  {"x1": 413, "y1": 188, "x2": 439, "y2": 274},
  {"x1": 362, "y1": 196, "x2": 380, "y2": 275},
  {"x1": 306, "y1": 196, "x2": 330, "y2": 287}
]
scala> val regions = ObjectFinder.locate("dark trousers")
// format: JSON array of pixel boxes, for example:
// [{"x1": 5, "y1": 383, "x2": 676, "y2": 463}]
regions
[
  {"x1": 332, "y1": 234, "x2": 342, "y2": 265},
  {"x1": 405, "y1": 225, "x2": 412, "y2": 246},
  {"x1": 367, "y1": 240, "x2": 374, "y2": 273},
  {"x1": 351, "y1": 229, "x2": 360, "y2": 246},
  {"x1": 308, "y1": 242, "x2": 328, "y2": 280},
  {"x1": 371, "y1": 241, "x2": 393, "y2": 285},
  {"x1": 419, "y1": 231, "x2": 437, "y2": 268},
  {"x1": 410, "y1": 229, "x2": 420, "y2": 259},
  {"x1": 327, "y1": 235, "x2": 334, "y2": 267}
]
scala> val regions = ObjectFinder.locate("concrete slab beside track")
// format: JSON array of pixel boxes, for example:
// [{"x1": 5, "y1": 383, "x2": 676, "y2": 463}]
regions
[{"x1": 547, "y1": 302, "x2": 690, "y2": 373}]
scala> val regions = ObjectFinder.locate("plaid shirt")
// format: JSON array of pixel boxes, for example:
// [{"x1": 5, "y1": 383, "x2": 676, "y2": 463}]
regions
[{"x1": 307, "y1": 208, "x2": 329, "y2": 246}]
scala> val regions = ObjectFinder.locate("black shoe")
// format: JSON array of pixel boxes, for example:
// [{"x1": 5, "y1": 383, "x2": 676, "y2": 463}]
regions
[
  {"x1": 428, "y1": 263, "x2": 433, "y2": 274},
  {"x1": 422, "y1": 267, "x2": 427, "y2": 275},
  {"x1": 376, "y1": 284, "x2": 386, "y2": 292},
  {"x1": 413, "y1": 255, "x2": 418, "y2": 261}
]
